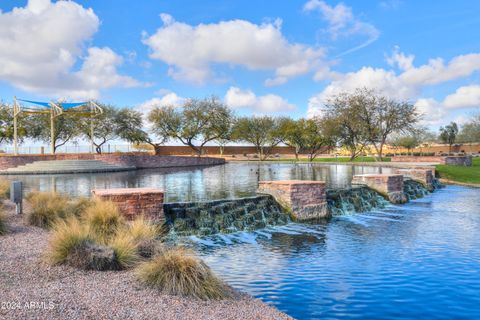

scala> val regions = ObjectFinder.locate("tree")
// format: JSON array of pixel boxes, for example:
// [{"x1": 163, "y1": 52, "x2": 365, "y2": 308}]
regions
[
  {"x1": 30, "y1": 112, "x2": 82, "y2": 153},
  {"x1": 79, "y1": 105, "x2": 117, "y2": 154},
  {"x1": 148, "y1": 97, "x2": 233, "y2": 157},
  {"x1": 338, "y1": 88, "x2": 420, "y2": 161},
  {"x1": 458, "y1": 114, "x2": 480, "y2": 144},
  {"x1": 390, "y1": 133, "x2": 420, "y2": 155},
  {"x1": 0, "y1": 103, "x2": 14, "y2": 146},
  {"x1": 323, "y1": 92, "x2": 370, "y2": 160},
  {"x1": 439, "y1": 122, "x2": 459, "y2": 154},
  {"x1": 279, "y1": 118, "x2": 306, "y2": 160},
  {"x1": 232, "y1": 116, "x2": 284, "y2": 160},
  {"x1": 280, "y1": 118, "x2": 335, "y2": 161},
  {"x1": 115, "y1": 109, "x2": 166, "y2": 155}
]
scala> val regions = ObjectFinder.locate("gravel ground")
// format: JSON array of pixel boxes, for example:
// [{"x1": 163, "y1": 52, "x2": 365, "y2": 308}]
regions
[{"x1": 0, "y1": 202, "x2": 291, "y2": 320}]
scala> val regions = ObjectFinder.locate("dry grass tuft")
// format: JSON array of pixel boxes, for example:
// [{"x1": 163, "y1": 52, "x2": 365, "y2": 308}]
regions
[
  {"x1": 136, "y1": 247, "x2": 231, "y2": 300},
  {"x1": 0, "y1": 179, "x2": 9, "y2": 200},
  {"x1": 0, "y1": 207, "x2": 7, "y2": 235},
  {"x1": 48, "y1": 217, "x2": 92, "y2": 265},
  {"x1": 26, "y1": 192, "x2": 71, "y2": 228},
  {"x1": 83, "y1": 200, "x2": 124, "y2": 244},
  {"x1": 67, "y1": 196, "x2": 94, "y2": 217},
  {"x1": 110, "y1": 233, "x2": 141, "y2": 269},
  {"x1": 124, "y1": 217, "x2": 159, "y2": 258}
]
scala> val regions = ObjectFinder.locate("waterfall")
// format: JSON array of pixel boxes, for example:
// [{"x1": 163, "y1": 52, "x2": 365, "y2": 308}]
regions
[
  {"x1": 163, "y1": 195, "x2": 289, "y2": 236},
  {"x1": 403, "y1": 179, "x2": 429, "y2": 201},
  {"x1": 327, "y1": 186, "x2": 389, "y2": 215}
]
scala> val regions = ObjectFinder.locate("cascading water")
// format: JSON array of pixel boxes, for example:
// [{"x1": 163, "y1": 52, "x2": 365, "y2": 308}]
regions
[
  {"x1": 403, "y1": 179, "x2": 429, "y2": 200},
  {"x1": 326, "y1": 186, "x2": 390, "y2": 215},
  {"x1": 163, "y1": 195, "x2": 290, "y2": 236}
]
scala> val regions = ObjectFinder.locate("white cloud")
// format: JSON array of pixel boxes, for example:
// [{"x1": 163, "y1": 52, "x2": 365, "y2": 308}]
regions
[
  {"x1": 442, "y1": 85, "x2": 480, "y2": 109},
  {"x1": 414, "y1": 98, "x2": 447, "y2": 126},
  {"x1": 308, "y1": 48, "x2": 480, "y2": 120},
  {"x1": 0, "y1": 0, "x2": 139, "y2": 99},
  {"x1": 303, "y1": 0, "x2": 380, "y2": 54},
  {"x1": 143, "y1": 14, "x2": 325, "y2": 85},
  {"x1": 225, "y1": 87, "x2": 295, "y2": 113},
  {"x1": 138, "y1": 92, "x2": 186, "y2": 113}
]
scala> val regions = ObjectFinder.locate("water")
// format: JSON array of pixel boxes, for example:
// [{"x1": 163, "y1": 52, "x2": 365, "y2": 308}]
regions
[
  {"x1": 187, "y1": 186, "x2": 480, "y2": 319},
  {"x1": 4, "y1": 162, "x2": 392, "y2": 201}
]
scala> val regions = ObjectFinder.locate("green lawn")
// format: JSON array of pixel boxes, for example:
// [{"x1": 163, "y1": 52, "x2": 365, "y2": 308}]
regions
[{"x1": 436, "y1": 157, "x2": 480, "y2": 185}]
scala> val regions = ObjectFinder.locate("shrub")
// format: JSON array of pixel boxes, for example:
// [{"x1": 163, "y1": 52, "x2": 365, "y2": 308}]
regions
[
  {"x1": 110, "y1": 233, "x2": 140, "y2": 269},
  {"x1": 48, "y1": 217, "x2": 92, "y2": 265},
  {"x1": 0, "y1": 179, "x2": 9, "y2": 200},
  {"x1": 26, "y1": 192, "x2": 71, "y2": 228},
  {"x1": 135, "y1": 247, "x2": 231, "y2": 300},
  {"x1": 83, "y1": 200, "x2": 124, "y2": 244},
  {"x1": 67, "y1": 197, "x2": 94, "y2": 217},
  {"x1": 0, "y1": 208, "x2": 7, "y2": 236}
]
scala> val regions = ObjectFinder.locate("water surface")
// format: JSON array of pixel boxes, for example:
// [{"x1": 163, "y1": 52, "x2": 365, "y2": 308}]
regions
[
  {"x1": 5, "y1": 162, "x2": 392, "y2": 201},
  {"x1": 189, "y1": 186, "x2": 480, "y2": 319}
]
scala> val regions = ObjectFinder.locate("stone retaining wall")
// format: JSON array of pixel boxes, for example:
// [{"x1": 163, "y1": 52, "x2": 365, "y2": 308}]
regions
[
  {"x1": 352, "y1": 174, "x2": 407, "y2": 204},
  {"x1": 257, "y1": 180, "x2": 329, "y2": 221},
  {"x1": 163, "y1": 195, "x2": 288, "y2": 236},
  {"x1": 92, "y1": 188, "x2": 164, "y2": 222},
  {"x1": 393, "y1": 168, "x2": 435, "y2": 191},
  {"x1": 0, "y1": 153, "x2": 224, "y2": 170},
  {"x1": 391, "y1": 155, "x2": 472, "y2": 166}
]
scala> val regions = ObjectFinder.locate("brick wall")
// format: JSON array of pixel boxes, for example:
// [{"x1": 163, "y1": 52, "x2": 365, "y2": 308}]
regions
[
  {"x1": 92, "y1": 188, "x2": 164, "y2": 222},
  {"x1": 391, "y1": 155, "x2": 472, "y2": 166},
  {"x1": 0, "y1": 153, "x2": 225, "y2": 170},
  {"x1": 352, "y1": 174, "x2": 406, "y2": 204},
  {"x1": 257, "y1": 180, "x2": 329, "y2": 221}
]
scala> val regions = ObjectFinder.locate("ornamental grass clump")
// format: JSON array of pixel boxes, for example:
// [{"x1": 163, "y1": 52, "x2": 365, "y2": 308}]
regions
[
  {"x1": 135, "y1": 247, "x2": 231, "y2": 300},
  {"x1": 123, "y1": 216, "x2": 159, "y2": 258},
  {"x1": 0, "y1": 179, "x2": 9, "y2": 200},
  {"x1": 26, "y1": 192, "x2": 71, "y2": 228},
  {"x1": 0, "y1": 209, "x2": 7, "y2": 236},
  {"x1": 83, "y1": 200, "x2": 124, "y2": 244}
]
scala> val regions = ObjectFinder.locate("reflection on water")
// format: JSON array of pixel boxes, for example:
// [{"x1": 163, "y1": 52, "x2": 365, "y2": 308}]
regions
[
  {"x1": 190, "y1": 186, "x2": 480, "y2": 319},
  {"x1": 3, "y1": 162, "x2": 391, "y2": 201}
]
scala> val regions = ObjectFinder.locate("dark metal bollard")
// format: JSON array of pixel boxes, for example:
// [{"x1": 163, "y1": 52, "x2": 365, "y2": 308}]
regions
[{"x1": 10, "y1": 181, "x2": 23, "y2": 215}]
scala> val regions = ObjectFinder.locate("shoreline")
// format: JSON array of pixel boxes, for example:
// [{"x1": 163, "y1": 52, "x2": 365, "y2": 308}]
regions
[{"x1": 0, "y1": 201, "x2": 291, "y2": 320}]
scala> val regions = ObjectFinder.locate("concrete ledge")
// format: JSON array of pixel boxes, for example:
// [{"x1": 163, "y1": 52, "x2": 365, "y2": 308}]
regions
[
  {"x1": 352, "y1": 174, "x2": 407, "y2": 204},
  {"x1": 257, "y1": 180, "x2": 329, "y2": 221},
  {"x1": 92, "y1": 188, "x2": 164, "y2": 222}
]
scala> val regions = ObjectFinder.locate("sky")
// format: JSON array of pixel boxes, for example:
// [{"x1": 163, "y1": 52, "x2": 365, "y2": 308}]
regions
[{"x1": 0, "y1": 0, "x2": 479, "y2": 129}]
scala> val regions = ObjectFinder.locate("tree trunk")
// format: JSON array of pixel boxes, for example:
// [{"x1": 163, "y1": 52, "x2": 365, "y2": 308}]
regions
[{"x1": 95, "y1": 145, "x2": 102, "y2": 154}]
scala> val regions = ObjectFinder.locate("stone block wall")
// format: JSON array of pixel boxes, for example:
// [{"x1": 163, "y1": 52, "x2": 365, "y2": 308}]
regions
[
  {"x1": 0, "y1": 153, "x2": 225, "y2": 170},
  {"x1": 391, "y1": 155, "x2": 472, "y2": 166},
  {"x1": 352, "y1": 174, "x2": 407, "y2": 204},
  {"x1": 257, "y1": 180, "x2": 329, "y2": 221},
  {"x1": 92, "y1": 188, "x2": 164, "y2": 222},
  {"x1": 393, "y1": 168, "x2": 435, "y2": 191}
]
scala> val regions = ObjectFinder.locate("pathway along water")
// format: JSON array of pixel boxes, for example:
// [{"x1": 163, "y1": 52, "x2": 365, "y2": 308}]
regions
[{"x1": 187, "y1": 186, "x2": 480, "y2": 319}]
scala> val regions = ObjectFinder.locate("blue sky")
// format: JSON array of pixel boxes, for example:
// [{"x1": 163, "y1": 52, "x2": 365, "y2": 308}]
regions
[{"x1": 0, "y1": 0, "x2": 479, "y2": 128}]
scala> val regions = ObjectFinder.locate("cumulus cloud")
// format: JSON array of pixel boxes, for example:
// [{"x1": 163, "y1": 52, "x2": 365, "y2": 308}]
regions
[
  {"x1": 307, "y1": 48, "x2": 480, "y2": 119},
  {"x1": 137, "y1": 92, "x2": 186, "y2": 114},
  {"x1": 443, "y1": 85, "x2": 480, "y2": 109},
  {"x1": 142, "y1": 14, "x2": 325, "y2": 85},
  {"x1": 0, "y1": 0, "x2": 139, "y2": 99},
  {"x1": 224, "y1": 87, "x2": 295, "y2": 113},
  {"x1": 303, "y1": 0, "x2": 380, "y2": 55}
]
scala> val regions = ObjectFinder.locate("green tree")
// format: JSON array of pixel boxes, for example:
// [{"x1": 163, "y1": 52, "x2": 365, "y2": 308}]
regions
[
  {"x1": 279, "y1": 118, "x2": 305, "y2": 160},
  {"x1": 390, "y1": 133, "x2": 420, "y2": 155},
  {"x1": 458, "y1": 114, "x2": 480, "y2": 144},
  {"x1": 323, "y1": 93, "x2": 370, "y2": 160},
  {"x1": 232, "y1": 116, "x2": 284, "y2": 160},
  {"x1": 30, "y1": 112, "x2": 82, "y2": 153},
  {"x1": 148, "y1": 97, "x2": 233, "y2": 157},
  {"x1": 439, "y1": 122, "x2": 459, "y2": 154}
]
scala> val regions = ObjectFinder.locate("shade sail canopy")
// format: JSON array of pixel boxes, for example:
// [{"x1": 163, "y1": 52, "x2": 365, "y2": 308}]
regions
[{"x1": 18, "y1": 99, "x2": 89, "y2": 109}]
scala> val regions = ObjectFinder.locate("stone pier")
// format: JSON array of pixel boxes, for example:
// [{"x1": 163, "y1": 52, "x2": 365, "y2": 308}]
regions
[
  {"x1": 352, "y1": 174, "x2": 407, "y2": 204},
  {"x1": 92, "y1": 188, "x2": 164, "y2": 222},
  {"x1": 257, "y1": 180, "x2": 329, "y2": 221},
  {"x1": 393, "y1": 168, "x2": 435, "y2": 191}
]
